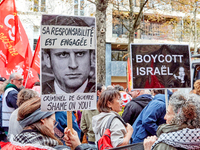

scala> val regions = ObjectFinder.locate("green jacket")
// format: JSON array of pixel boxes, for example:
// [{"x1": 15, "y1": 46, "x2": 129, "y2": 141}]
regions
[
  {"x1": 81, "y1": 109, "x2": 99, "y2": 142},
  {"x1": 152, "y1": 124, "x2": 188, "y2": 150}
]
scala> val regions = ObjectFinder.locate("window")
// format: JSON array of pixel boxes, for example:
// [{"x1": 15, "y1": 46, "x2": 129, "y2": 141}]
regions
[
  {"x1": 141, "y1": 22, "x2": 173, "y2": 40},
  {"x1": 33, "y1": 39, "x2": 38, "y2": 51},
  {"x1": 112, "y1": 16, "x2": 129, "y2": 37},
  {"x1": 74, "y1": 0, "x2": 84, "y2": 16},
  {"x1": 34, "y1": 0, "x2": 46, "y2": 12},
  {"x1": 111, "y1": 50, "x2": 128, "y2": 61},
  {"x1": 134, "y1": 0, "x2": 139, "y2": 7},
  {"x1": 33, "y1": 26, "x2": 39, "y2": 50}
]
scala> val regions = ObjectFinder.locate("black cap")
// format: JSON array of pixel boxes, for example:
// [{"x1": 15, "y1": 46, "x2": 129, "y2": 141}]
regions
[{"x1": 0, "y1": 77, "x2": 6, "y2": 82}]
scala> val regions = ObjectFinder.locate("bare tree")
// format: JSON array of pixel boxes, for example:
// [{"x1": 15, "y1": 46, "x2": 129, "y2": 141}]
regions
[
  {"x1": 88, "y1": 0, "x2": 109, "y2": 84},
  {"x1": 113, "y1": 0, "x2": 148, "y2": 53}
]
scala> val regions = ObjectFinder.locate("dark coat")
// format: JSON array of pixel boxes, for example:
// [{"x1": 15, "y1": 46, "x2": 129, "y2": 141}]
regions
[
  {"x1": 122, "y1": 94, "x2": 152, "y2": 126},
  {"x1": 131, "y1": 94, "x2": 166, "y2": 144}
]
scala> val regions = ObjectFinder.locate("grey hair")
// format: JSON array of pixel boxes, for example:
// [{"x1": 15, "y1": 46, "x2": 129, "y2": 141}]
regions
[
  {"x1": 8, "y1": 72, "x2": 21, "y2": 83},
  {"x1": 169, "y1": 92, "x2": 200, "y2": 128},
  {"x1": 114, "y1": 84, "x2": 124, "y2": 91},
  {"x1": 143, "y1": 90, "x2": 151, "y2": 94}
]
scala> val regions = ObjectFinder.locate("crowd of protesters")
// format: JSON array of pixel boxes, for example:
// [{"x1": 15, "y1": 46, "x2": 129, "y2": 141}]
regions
[{"x1": 1, "y1": 73, "x2": 200, "y2": 150}]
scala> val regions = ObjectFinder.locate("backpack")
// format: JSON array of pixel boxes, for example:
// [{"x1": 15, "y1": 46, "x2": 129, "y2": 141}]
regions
[{"x1": 97, "y1": 115, "x2": 127, "y2": 150}]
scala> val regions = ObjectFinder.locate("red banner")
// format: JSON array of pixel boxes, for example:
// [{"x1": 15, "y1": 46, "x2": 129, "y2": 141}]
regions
[
  {"x1": 31, "y1": 36, "x2": 40, "y2": 75},
  {"x1": 0, "y1": 0, "x2": 35, "y2": 87},
  {"x1": 127, "y1": 57, "x2": 132, "y2": 92}
]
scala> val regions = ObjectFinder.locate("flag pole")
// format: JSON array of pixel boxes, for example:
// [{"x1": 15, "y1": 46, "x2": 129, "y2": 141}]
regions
[{"x1": 24, "y1": 65, "x2": 31, "y2": 88}]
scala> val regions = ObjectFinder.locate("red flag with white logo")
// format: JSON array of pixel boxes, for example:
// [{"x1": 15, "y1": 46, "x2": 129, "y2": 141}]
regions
[{"x1": 0, "y1": 0, "x2": 33, "y2": 83}]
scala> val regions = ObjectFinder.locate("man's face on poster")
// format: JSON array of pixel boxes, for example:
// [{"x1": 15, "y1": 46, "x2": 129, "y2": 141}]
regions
[{"x1": 45, "y1": 49, "x2": 91, "y2": 92}]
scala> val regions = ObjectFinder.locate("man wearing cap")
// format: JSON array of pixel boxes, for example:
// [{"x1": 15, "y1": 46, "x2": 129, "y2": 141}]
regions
[
  {"x1": 1, "y1": 72, "x2": 23, "y2": 140},
  {"x1": 122, "y1": 90, "x2": 152, "y2": 126}
]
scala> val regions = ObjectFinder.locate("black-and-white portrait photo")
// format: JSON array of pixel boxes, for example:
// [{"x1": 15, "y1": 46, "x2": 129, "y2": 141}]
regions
[{"x1": 41, "y1": 15, "x2": 96, "y2": 95}]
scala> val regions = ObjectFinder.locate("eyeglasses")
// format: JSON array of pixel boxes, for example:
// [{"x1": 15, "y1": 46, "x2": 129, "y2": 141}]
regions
[
  {"x1": 49, "y1": 117, "x2": 59, "y2": 128},
  {"x1": 13, "y1": 78, "x2": 24, "y2": 81}
]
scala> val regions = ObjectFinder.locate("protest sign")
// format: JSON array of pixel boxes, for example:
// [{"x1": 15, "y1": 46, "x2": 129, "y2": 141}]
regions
[
  {"x1": 41, "y1": 93, "x2": 96, "y2": 111},
  {"x1": 41, "y1": 15, "x2": 96, "y2": 111},
  {"x1": 131, "y1": 44, "x2": 191, "y2": 89}
]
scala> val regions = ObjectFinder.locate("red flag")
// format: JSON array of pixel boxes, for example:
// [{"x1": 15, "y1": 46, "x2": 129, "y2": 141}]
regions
[
  {"x1": 31, "y1": 36, "x2": 40, "y2": 75},
  {"x1": 145, "y1": 61, "x2": 164, "y2": 88},
  {"x1": 0, "y1": 0, "x2": 33, "y2": 82},
  {"x1": 127, "y1": 57, "x2": 132, "y2": 92}
]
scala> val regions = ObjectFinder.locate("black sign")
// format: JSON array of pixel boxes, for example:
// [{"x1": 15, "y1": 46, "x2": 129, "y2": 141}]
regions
[{"x1": 131, "y1": 44, "x2": 191, "y2": 89}]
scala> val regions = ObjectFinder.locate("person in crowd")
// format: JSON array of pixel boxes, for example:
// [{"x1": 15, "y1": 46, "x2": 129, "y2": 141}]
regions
[
  {"x1": 11, "y1": 97, "x2": 63, "y2": 148},
  {"x1": 31, "y1": 81, "x2": 41, "y2": 95},
  {"x1": 131, "y1": 90, "x2": 166, "y2": 144},
  {"x1": 8, "y1": 89, "x2": 38, "y2": 138},
  {"x1": 122, "y1": 90, "x2": 152, "y2": 125},
  {"x1": 0, "y1": 77, "x2": 7, "y2": 85},
  {"x1": 114, "y1": 84, "x2": 124, "y2": 91},
  {"x1": 92, "y1": 89, "x2": 133, "y2": 148},
  {"x1": 125, "y1": 88, "x2": 129, "y2": 94},
  {"x1": 194, "y1": 79, "x2": 200, "y2": 95},
  {"x1": 143, "y1": 92, "x2": 200, "y2": 150},
  {"x1": 106, "y1": 85, "x2": 114, "y2": 90},
  {"x1": 1, "y1": 73, "x2": 23, "y2": 141},
  {"x1": 114, "y1": 85, "x2": 132, "y2": 116},
  {"x1": 0, "y1": 77, "x2": 7, "y2": 141},
  {"x1": 65, "y1": 128, "x2": 97, "y2": 150},
  {"x1": 55, "y1": 111, "x2": 81, "y2": 144},
  {"x1": 97, "y1": 83, "x2": 106, "y2": 101},
  {"x1": 81, "y1": 83, "x2": 105, "y2": 145},
  {"x1": 189, "y1": 89, "x2": 196, "y2": 94},
  {"x1": 8, "y1": 96, "x2": 96, "y2": 150}
]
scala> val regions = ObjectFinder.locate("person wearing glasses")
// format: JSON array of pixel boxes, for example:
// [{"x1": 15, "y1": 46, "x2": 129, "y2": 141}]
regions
[
  {"x1": 10, "y1": 97, "x2": 63, "y2": 148},
  {"x1": 1, "y1": 72, "x2": 23, "y2": 141}
]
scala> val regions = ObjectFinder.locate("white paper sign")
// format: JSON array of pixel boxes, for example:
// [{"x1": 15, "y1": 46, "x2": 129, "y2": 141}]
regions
[{"x1": 41, "y1": 93, "x2": 96, "y2": 112}]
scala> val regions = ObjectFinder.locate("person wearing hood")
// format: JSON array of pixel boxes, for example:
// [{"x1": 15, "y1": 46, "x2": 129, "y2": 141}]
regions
[
  {"x1": 92, "y1": 89, "x2": 133, "y2": 148},
  {"x1": 144, "y1": 92, "x2": 200, "y2": 150},
  {"x1": 122, "y1": 90, "x2": 152, "y2": 125},
  {"x1": 131, "y1": 90, "x2": 166, "y2": 144}
]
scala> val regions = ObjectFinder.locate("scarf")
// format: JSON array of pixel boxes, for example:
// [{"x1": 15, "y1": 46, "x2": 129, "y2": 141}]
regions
[
  {"x1": 4, "y1": 83, "x2": 20, "y2": 91},
  {"x1": 19, "y1": 108, "x2": 54, "y2": 128},
  {"x1": 151, "y1": 128, "x2": 200, "y2": 150},
  {"x1": 14, "y1": 130, "x2": 58, "y2": 148}
]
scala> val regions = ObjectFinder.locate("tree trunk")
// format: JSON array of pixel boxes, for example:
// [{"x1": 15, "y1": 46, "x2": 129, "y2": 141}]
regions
[
  {"x1": 193, "y1": 2, "x2": 198, "y2": 54},
  {"x1": 96, "y1": 0, "x2": 108, "y2": 84}
]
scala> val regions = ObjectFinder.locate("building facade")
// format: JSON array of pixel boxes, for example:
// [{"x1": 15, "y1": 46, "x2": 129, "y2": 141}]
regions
[{"x1": 14, "y1": 0, "x2": 200, "y2": 89}]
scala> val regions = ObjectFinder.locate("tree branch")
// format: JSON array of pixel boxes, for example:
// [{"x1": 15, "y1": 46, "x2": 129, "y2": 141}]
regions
[
  {"x1": 87, "y1": 0, "x2": 97, "y2": 5},
  {"x1": 133, "y1": 0, "x2": 148, "y2": 29}
]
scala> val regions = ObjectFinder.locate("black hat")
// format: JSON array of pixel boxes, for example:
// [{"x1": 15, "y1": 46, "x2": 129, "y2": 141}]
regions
[{"x1": 0, "y1": 77, "x2": 6, "y2": 82}]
